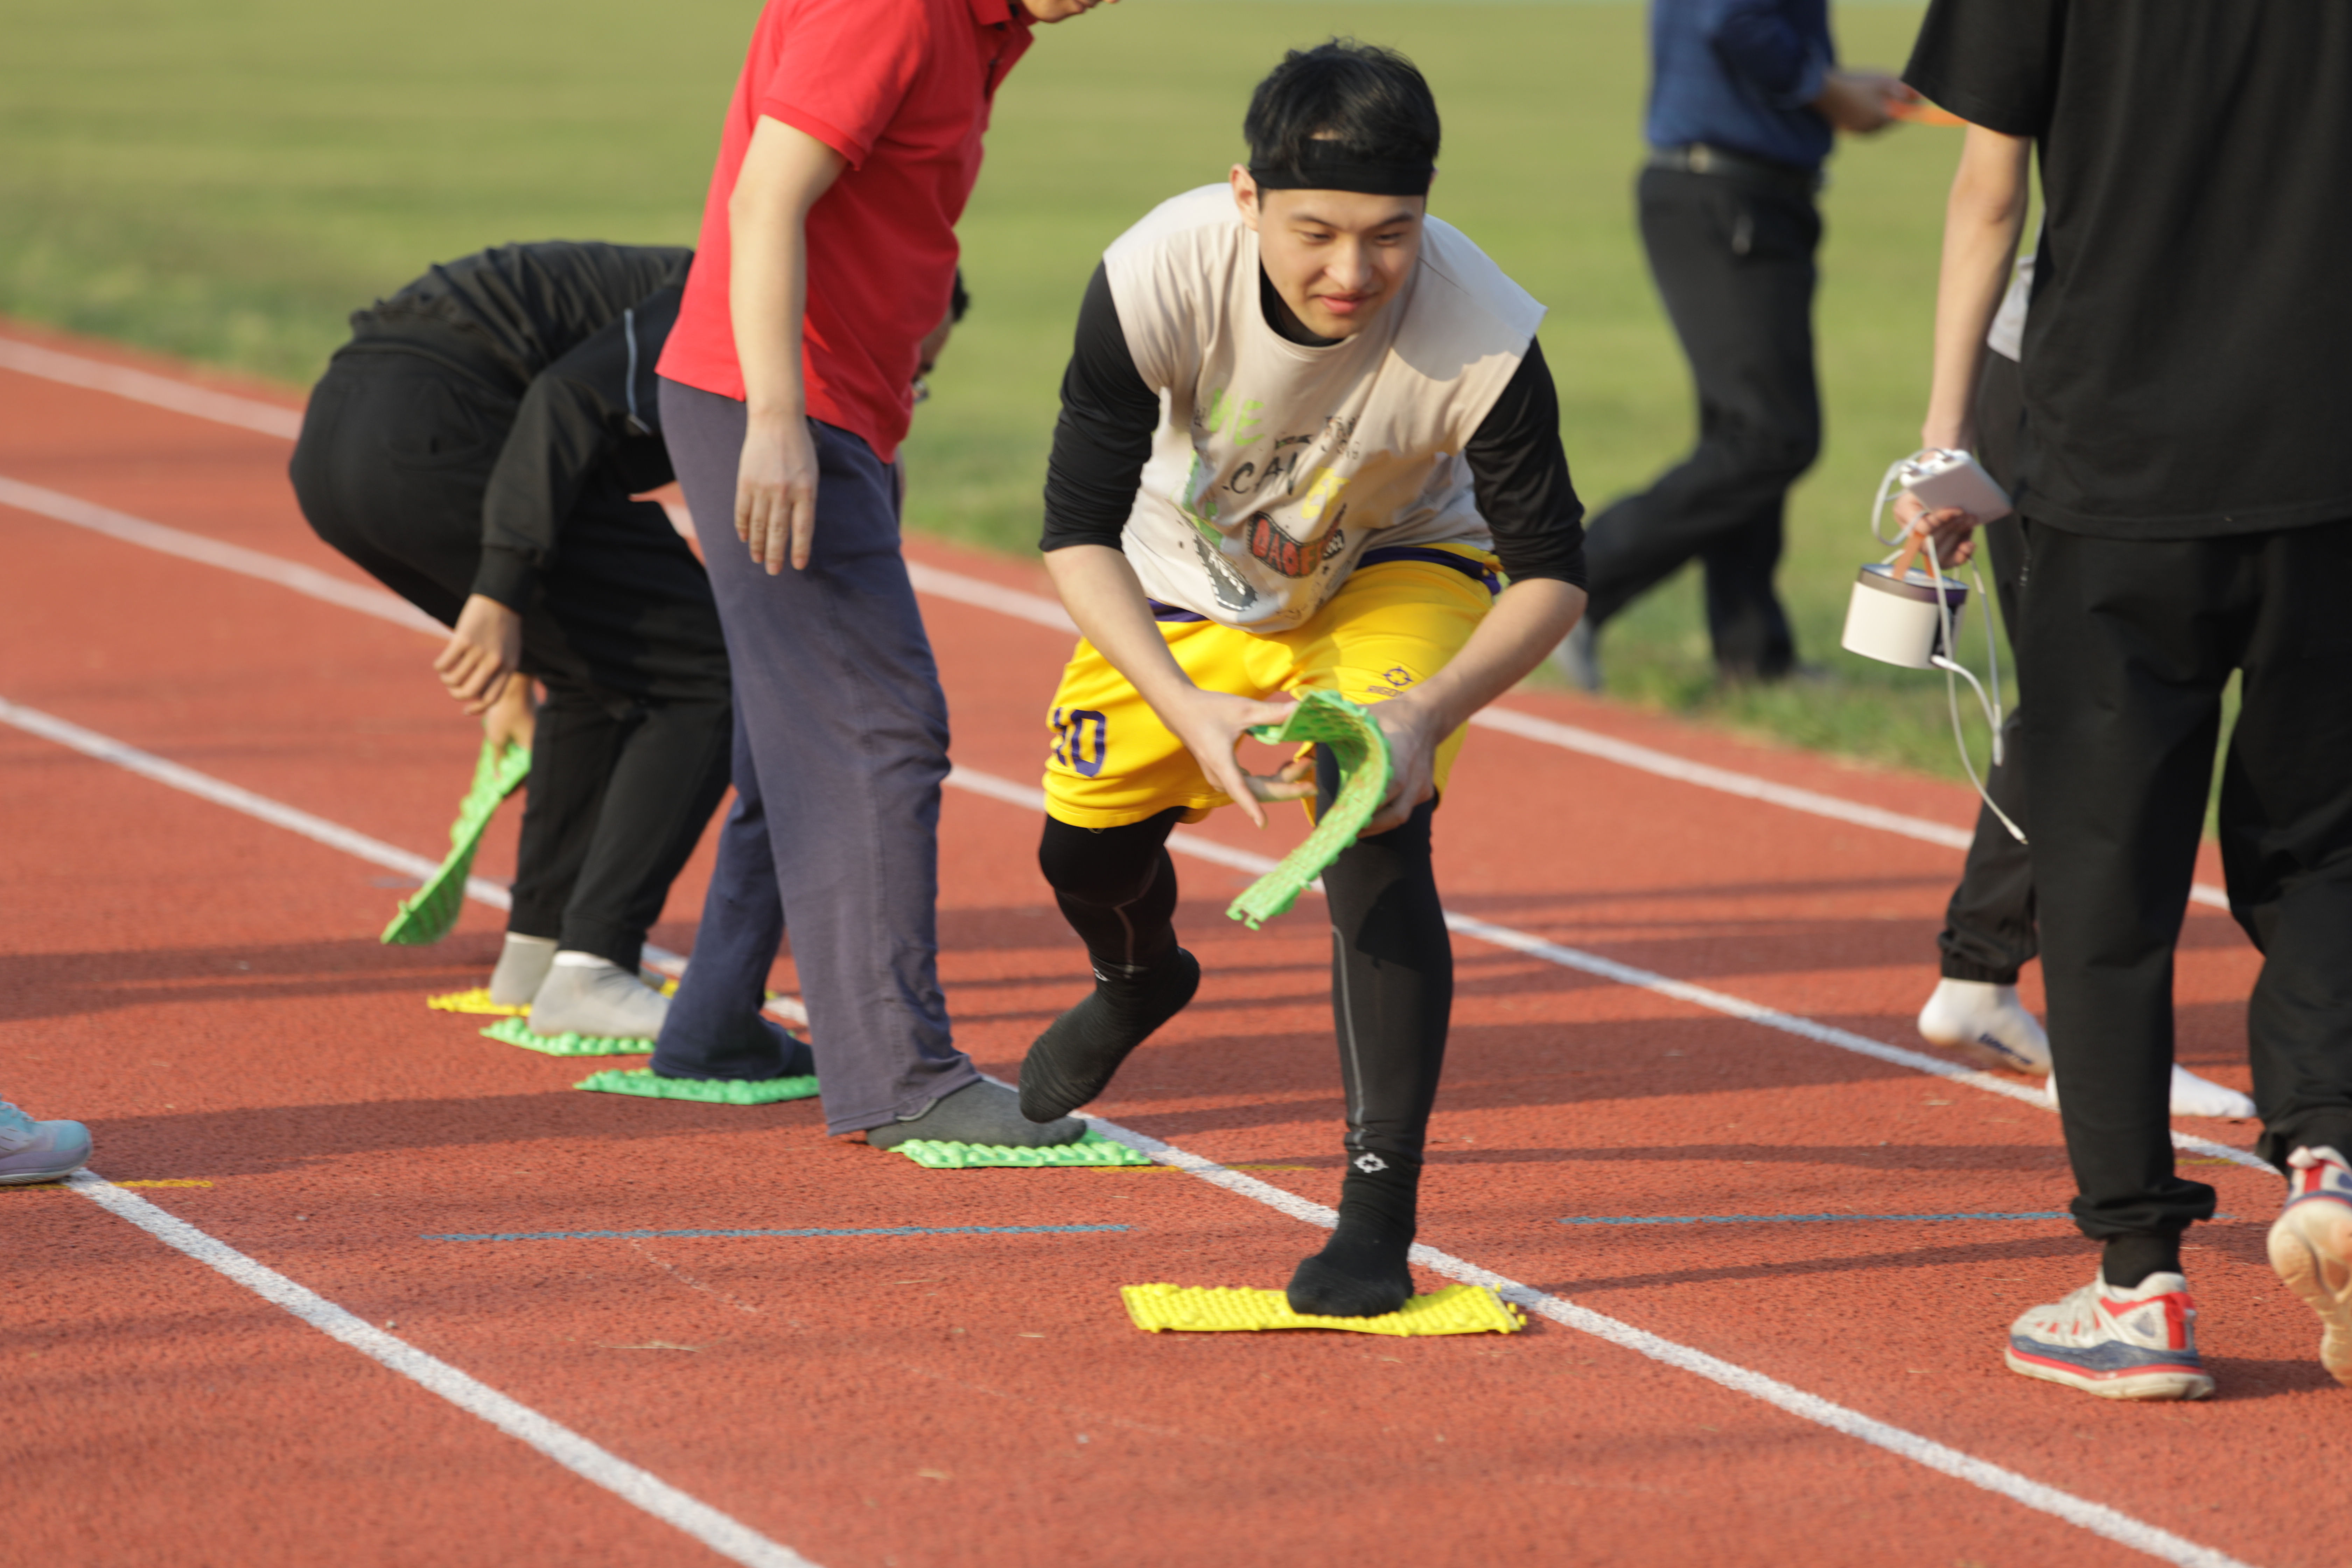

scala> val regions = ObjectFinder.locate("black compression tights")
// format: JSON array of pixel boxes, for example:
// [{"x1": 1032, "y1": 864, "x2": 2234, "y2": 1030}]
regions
[{"x1": 1037, "y1": 761, "x2": 1451, "y2": 1235}]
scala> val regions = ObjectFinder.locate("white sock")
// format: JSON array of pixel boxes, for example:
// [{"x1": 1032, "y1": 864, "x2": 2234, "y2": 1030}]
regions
[
  {"x1": 2045, "y1": 1064, "x2": 2256, "y2": 1120},
  {"x1": 1917, "y1": 979, "x2": 2051, "y2": 1073}
]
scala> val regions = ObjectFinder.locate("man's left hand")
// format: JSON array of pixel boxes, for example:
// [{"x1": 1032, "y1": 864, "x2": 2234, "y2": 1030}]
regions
[{"x1": 1362, "y1": 694, "x2": 1444, "y2": 837}]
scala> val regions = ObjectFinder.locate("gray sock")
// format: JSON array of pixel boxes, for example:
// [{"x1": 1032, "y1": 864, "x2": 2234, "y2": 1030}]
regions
[
  {"x1": 867, "y1": 1080, "x2": 1085, "y2": 1150},
  {"x1": 528, "y1": 954, "x2": 669, "y2": 1040},
  {"x1": 488, "y1": 933, "x2": 559, "y2": 1007}
]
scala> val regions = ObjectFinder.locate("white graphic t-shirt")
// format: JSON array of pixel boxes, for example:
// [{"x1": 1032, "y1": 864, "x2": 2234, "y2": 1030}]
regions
[{"x1": 1102, "y1": 185, "x2": 1544, "y2": 631}]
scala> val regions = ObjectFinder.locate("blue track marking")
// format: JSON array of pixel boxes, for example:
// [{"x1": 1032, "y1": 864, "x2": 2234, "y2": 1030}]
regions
[
  {"x1": 424, "y1": 1223, "x2": 1132, "y2": 1242},
  {"x1": 1558, "y1": 1212, "x2": 2071, "y2": 1226}
]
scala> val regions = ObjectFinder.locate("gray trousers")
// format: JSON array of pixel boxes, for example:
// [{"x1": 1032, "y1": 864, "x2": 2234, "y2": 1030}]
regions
[{"x1": 656, "y1": 378, "x2": 976, "y2": 1133}]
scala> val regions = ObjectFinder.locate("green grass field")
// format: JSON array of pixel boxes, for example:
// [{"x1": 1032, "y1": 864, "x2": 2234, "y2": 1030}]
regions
[{"x1": 4, "y1": 0, "x2": 2035, "y2": 790}]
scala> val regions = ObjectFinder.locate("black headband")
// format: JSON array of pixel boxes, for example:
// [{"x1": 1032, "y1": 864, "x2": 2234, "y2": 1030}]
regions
[{"x1": 1248, "y1": 139, "x2": 1433, "y2": 197}]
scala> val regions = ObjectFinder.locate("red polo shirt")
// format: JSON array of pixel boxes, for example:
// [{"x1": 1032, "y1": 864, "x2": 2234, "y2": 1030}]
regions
[{"x1": 658, "y1": 0, "x2": 1033, "y2": 463}]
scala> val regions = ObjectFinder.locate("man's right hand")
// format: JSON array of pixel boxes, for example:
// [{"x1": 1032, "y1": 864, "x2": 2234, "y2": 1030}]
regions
[
  {"x1": 433, "y1": 594, "x2": 525, "y2": 714},
  {"x1": 1158, "y1": 685, "x2": 1318, "y2": 829},
  {"x1": 736, "y1": 411, "x2": 821, "y2": 574},
  {"x1": 1815, "y1": 70, "x2": 1908, "y2": 134},
  {"x1": 1890, "y1": 495, "x2": 1979, "y2": 576}
]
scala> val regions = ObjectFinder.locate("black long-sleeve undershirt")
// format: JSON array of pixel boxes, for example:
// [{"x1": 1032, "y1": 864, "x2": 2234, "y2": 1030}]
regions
[{"x1": 1040, "y1": 262, "x2": 1586, "y2": 589}]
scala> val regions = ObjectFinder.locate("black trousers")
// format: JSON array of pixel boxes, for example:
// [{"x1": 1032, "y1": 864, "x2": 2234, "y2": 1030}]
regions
[
  {"x1": 2022, "y1": 518, "x2": 2352, "y2": 1237},
  {"x1": 1937, "y1": 353, "x2": 2036, "y2": 983},
  {"x1": 289, "y1": 352, "x2": 734, "y2": 973},
  {"x1": 1581, "y1": 166, "x2": 1821, "y2": 679}
]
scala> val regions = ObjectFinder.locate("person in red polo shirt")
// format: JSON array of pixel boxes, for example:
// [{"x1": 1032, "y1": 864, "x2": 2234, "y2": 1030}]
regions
[{"x1": 649, "y1": 0, "x2": 1114, "y2": 1149}]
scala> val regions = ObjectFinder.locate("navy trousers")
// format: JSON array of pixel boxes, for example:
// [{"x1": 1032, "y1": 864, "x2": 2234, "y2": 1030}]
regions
[{"x1": 650, "y1": 380, "x2": 977, "y2": 1133}]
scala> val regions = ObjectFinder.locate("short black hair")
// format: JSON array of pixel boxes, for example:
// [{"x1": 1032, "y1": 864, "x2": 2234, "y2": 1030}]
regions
[{"x1": 1243, "y1": 39, "x2": 1440, "y2": 177}]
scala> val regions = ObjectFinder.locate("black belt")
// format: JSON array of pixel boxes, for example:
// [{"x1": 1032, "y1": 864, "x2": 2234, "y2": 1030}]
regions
[{"x1": 1647, "y1": 144, "x2": 1823, "y2": 198}]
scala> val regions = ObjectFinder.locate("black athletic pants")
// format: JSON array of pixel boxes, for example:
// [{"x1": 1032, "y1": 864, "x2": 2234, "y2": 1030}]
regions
[
  {"x1": 1039, "y1": 753, "x2": 1451, "y2": 1182},
  {"x1": 2023, "y1": 517, "x2": 2352, "y2": 1238},
  {"x1": 288, "y1": 351, "x2": 734, "y2": 974},
  {"x1": 1936, "y1": 352, "x2": 2036, "y2": 983},
  {"x1": 1580, "y1": 165, "x2": 1821, "y2": 680}
]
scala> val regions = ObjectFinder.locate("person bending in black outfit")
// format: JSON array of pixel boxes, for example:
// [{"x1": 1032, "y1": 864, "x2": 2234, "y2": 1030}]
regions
[{"x1": 291, "y1": 242, "x2": 766, "y2": 1049}]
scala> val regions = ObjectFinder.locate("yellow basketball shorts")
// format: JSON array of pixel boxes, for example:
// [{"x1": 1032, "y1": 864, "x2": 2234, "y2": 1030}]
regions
[{"x1": 1042, "y1": 545, "x2": 1499, "y2": 829}]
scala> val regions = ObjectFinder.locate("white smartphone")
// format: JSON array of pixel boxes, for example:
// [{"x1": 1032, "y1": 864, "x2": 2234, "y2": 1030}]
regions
[{"x1": 1897, "y1": 448, "x2": 2012, "y2": 524}]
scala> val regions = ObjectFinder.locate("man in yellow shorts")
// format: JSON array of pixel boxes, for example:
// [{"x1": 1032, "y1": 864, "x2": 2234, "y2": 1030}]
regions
[{"x1": 1023, "y1": 40, "x2": 1588, "y2": 1316}]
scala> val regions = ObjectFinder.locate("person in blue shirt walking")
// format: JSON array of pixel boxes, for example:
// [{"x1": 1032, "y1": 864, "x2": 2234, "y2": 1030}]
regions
[{"x1": 1556, "y1": 1, "x2": 1902, "y2": 688}]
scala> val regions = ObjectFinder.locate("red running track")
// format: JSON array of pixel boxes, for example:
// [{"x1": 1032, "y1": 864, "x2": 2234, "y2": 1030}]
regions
[{"x1": 3, "y1": 322, "x2": 2340, "y2": 1568}]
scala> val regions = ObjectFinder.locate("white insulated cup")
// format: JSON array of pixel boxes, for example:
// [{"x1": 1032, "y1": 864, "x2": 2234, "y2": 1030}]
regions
[{"x1": 1840, "y1": 564, "x2": 1967, "y2": 670}]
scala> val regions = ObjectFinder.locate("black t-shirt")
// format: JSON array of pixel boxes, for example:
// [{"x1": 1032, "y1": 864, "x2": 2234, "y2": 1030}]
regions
[
  {"x1": 1907, "y1": 1, "x2": 2352, "y2": 537},
  {"x1": 1041, "y1": 263, "x2": 1587, "y2": 590},
  {"x1": 338, "y1": 241, "x2": 693, "y2": 606}
]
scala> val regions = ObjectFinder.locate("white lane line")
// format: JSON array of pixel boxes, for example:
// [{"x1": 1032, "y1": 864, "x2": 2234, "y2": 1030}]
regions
[
  {"x1": 0, "y1": 460, "x2": 2261, "y2": 1163},
  {"x1": 0, "y1": 474, "x2": 440, "y2": 633},
  {"x1": 1072, "y1": 1120, "x2": 2253, "y2": 1568},
  {"x1": 8, "y1": 696, "x2": 2268, "y2": 1566},
  {"x1": 937, "y1": 565, "x2": 2233, "y2": 912},
  {"x1": 951, "y1": 764, "x2": 2266, "y2": 1174},
  {"x1": 0, "y1": 345, "x2": 2235, "y2": 910},
  {"x1": 0, "y1": 683, "x2": 2265, "y2": 1172},
  {"x1": 906, "y1": 561, "x2": 1075, "y2": 634},
  {"x1": 0, "y1": 336, "x2": 307, "y2": 440},
  {"x1": 1, "y1": 696, "x2": 510, "y2": 909},
  {"x1": 1461, "y1": 706, "x2": 2248, "y2": 909},
  {"x1": 1, "y1": 687, "x2": 2256, "y2": 1171},
  {"x1": 0, "y1": 694, "x2": 806, "y2": 1026},
  {"x1": 67, "y1": 1173, "x2": 818, "y2": 1568},
  {"x1": 1466, "y1": 703, "x2": 1969, "y2": 850}
]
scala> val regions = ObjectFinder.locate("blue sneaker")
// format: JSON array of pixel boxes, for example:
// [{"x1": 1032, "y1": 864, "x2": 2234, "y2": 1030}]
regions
[
  {"x1": 2004, "y1": 1270, "x2": 2216, "y2": 1401},
  {"x1": 0, "y1": 1099, "x2": 92, "y2": 1185}
]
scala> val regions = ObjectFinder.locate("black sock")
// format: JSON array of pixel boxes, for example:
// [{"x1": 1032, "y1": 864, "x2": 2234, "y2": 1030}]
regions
[
  {"x1": 1026, "y1": 811, "x2": 1196, "y2": 1121},
  {"x1": 1288, "y1": 1162, "x2": 1419, "y2": 1317},
  {"x1": 2102, "y1": 1233, "x2": 2183, "y2": 1289},
  {"x1": 1019, "y1": 948, "x2": 1200, "y2": 1121}
]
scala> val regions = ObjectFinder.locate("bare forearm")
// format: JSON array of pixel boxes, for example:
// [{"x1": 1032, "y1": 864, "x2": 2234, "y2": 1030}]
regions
[
  {"x1": 1043, "y1": 544, "x2": 1196, "y2": 704},
  {"x1": 1042, "y1": 542, "x2": 1311, "y2": 828},
  {"x1": 730, "y1": 210, "x2": 809, "y2": 425},
  {"x1": 1923, "y1": 127, "x2": 2031, "y2": 450},
  {"x1": 1392, "y1": 578, "x2": 1584, "y2": 736},
  {"x1": 727, "y1": 118, "x2": 843, "y2": 422}
]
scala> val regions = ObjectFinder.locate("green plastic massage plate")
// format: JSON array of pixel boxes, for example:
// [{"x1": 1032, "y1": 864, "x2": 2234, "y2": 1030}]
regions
[
  {"x1": 381, "y1": 738, "x2": 530, "y2": 946},
  {"x1": 1225, "y1": 690, "x2": 1393, "y2": 930}
]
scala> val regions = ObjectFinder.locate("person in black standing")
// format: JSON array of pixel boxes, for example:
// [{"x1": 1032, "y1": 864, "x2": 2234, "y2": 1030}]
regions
[
  {"x1": 1901, "y1": 0, "x2": 2352, "y2": 1401},
  {"x1": 290, "y1": 242, "x2": 783, "y2": 1058},
  {"x1": 1912, "y1": 252, "x2": 2255, "y2": 1120},
  {"x1": 1555, "y1": 0, "x2": 1901, "y2": 689}
]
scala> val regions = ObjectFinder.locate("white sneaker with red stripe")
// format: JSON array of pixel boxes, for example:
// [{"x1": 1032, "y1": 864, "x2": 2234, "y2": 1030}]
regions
[
  {"x1": 2269, "y1": 1145, "x2": 2352, "y2": 1387},
  {"x1": 2005, "y1": 1270, "x2": 2216, "y2": 1400}
]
